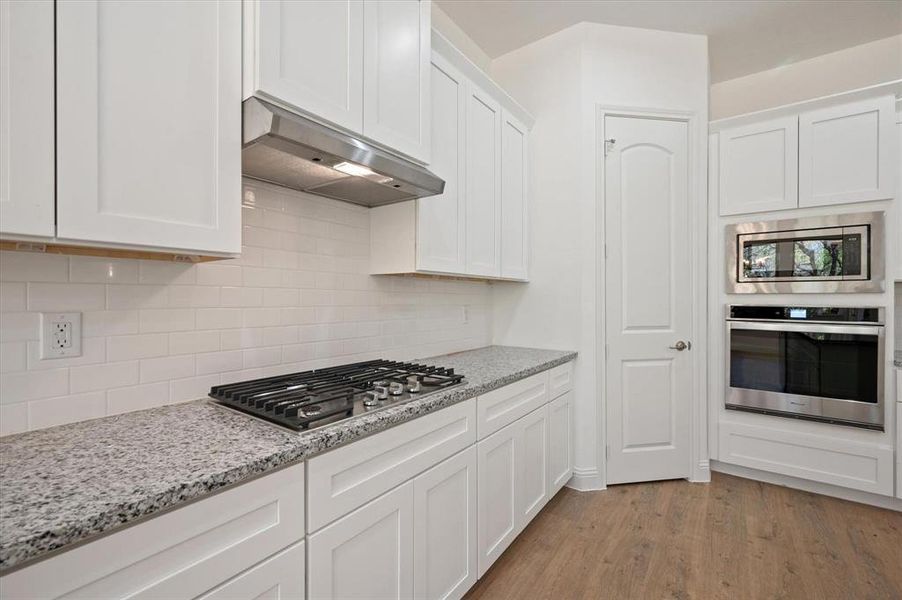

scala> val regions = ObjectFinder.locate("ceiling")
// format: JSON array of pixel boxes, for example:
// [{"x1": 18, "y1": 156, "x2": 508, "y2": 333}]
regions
[{"x1": 434, "y1": 0, "x2": 902, "y2": 83}]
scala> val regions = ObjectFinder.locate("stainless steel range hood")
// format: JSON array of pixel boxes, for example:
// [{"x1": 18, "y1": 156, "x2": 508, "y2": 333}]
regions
[{"x1": 242, "y1": 98, "x2": 444, "y2": 207}]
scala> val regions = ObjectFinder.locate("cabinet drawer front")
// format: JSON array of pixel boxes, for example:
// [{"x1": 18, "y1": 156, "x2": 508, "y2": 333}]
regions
[
  {"x1": 547, "y1": 362, "x2": 573, "y2": 399},
  {"x1": 477, "y1": 372, "x2": 548, "y2": 439},
  {"x1": 197, "y1": 541, "x2": 305, "y2": 600},
  {"x1": 0, "y1": 463, "x2": 305, "y2": 599},
  {"x1": 307, "y1": 398, "x2": 477, "y2": 532},
  {"x1": 718, "y1": 421, "x2": 894, "y2": 496}
]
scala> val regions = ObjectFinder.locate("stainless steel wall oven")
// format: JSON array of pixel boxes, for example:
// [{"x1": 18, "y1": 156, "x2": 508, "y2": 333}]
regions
[
  {"x1": 726, "y1": 305, "x2": 884, "y2": 430},
  {"x1": 725, "y1": 211, "x2": 885, "y2": 293}
]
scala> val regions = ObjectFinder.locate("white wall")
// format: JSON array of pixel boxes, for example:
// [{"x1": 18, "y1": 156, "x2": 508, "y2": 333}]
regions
[
  {"x1": 711, "y1": 35, "x2": 902, "y2": 120},
  {"x1": 0, "y1": 180, "x2": 491, "y2": 435},
  {"x1": 491, "y1": 23, "x2": 708, "y2": 488},
  {"x1": 431, "y1": 2, "x2": 492, "y2": 73}
]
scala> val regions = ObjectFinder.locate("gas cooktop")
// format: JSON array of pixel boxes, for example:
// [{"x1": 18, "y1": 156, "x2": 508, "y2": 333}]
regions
[{"x1": 209, "y1": 359, "x2": 465, "y2": 431}]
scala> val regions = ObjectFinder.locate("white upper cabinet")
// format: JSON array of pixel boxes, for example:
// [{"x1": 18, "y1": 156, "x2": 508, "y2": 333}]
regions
[
  {"x1": 363, "y1": 0, "x2": 431, "y2": 163},
  {"x1": 718, "y1": 116, "x2": 798, "y2": 216},
  {"x1": 416, "y1": 53, "x2": 467, "y2": 273},
  {"x1": 0, "y1": 0, "x2": 55, "y2": 238},
  {"x1": 465, "y1": 83, "x2": 503, "y2": 277},
  {"x1": 799, "y1": 95, "x2": 896, "y2": 208},
  {"x1": 369, "y1": 35, "x2": 533, "y2": 281},
  {"x1": 500, "y1": 109, "x2": 529, "y2": 280},
  {"x1": 247, "y1": 0, "x2": 429, "y2": 163},
  {"x1": 55, "y1": 0, "x2": 241, "y2": 254},
  {"x1": 252, "y1": 0, "x2": 364, "y2": 134}
]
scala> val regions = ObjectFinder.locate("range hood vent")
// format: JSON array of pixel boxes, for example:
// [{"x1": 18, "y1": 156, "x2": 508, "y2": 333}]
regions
[{"x1": 242, "y1": 98, "x2": 444, "y2": 207}]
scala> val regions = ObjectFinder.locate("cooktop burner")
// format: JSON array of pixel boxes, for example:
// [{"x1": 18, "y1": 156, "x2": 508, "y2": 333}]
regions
[{"x1": 209, "y1": 359, "x2": 464, "y2": 431}]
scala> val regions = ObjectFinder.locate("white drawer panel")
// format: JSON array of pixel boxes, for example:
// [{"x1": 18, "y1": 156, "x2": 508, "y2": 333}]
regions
[
  {"x1": 547, "y1": 362, "x2": 573, "y2": 399},
  {"x1": 0, "y1": 463, "x2": 305, "y2": 599},
  {"x1": 197, "y1": 541, "x2": 305, "y2": 600},
  {"x1": 719, "y1": 421, "x2": 894, "y2": 496},
  {"x1": 307, "y1": 398, "x2": 477, "y2": 532},
  {"x1": 477, "y1": 372, "x2": 548, "y2": 439}
]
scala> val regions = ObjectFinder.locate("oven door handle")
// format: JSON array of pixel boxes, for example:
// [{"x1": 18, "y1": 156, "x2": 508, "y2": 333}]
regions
[{"x1": 727, "y1": 321, "x2": 884, "y2": 337}]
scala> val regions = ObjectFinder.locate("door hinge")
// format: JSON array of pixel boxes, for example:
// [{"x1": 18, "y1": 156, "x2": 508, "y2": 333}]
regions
[
  {"x1": 604, "y1": 138, "x2": 616, "y2": 156},
  {"x1": 605, "y1": 445, "x2": 610, "y2": 460},
  {"x1": 604, "y1": 243, "x2": 608, "y2": 259}
]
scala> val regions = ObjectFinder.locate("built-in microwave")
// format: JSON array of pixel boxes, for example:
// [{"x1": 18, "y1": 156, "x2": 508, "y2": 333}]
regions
[
  {"x1": 725, "y1": 211, "x2": 885, "y2": 293},
  {"x1": 726, "y1": 305, "x2": 885, "y2": 430}
]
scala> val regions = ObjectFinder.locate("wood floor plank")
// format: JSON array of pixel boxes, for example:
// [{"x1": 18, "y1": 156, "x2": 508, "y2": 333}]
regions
[{"x1": 465, "y1": 473, "x2": 902, "y2": 600}]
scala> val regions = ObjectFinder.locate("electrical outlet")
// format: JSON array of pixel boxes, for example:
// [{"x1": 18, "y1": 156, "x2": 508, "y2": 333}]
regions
[{"x1": 41, "y1": 312, "x2": 82, "y2": 359}]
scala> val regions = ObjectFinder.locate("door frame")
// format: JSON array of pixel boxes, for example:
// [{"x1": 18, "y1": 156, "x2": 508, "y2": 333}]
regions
[{"x1": 595, "y1": 105, "x2": 709, "y2": 484}]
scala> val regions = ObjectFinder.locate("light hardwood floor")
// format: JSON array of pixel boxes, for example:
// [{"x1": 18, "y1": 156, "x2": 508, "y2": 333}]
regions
[{"x1": 465, "y1": 473, "x2": 902, "y2": 599}]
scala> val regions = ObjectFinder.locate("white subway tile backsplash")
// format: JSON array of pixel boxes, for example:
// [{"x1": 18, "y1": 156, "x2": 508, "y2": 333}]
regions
[
  {"x1": 196, "y1": 308, "x2": 243, "y2": 330},
  {"x1": 0, "y1": 402, "x2": 28, "y2": 435},
  {"x1": 0, "y1": 181, "x2": 490, "y2": 434},
  {"x1": 27, "y1": 337, "x2": 106, "y2": 371},
  {"x1": 138, "y1": 262, "x2": 196, "y2": 285},
  {"x1": 0, "y1": 342, "x2": 27, "y2": 373},
  {"x1": 107, "y1": 333, "x2": 168, "y2": 361},
  {"x1": 140, "y1": 355, "x2": 196, "y2": 383},
  {"x1": 0, "y1": 282, "x2": 27, "y2": 312},
  {"x1": 69, "y1": 257, "x2": 139, "y2": 284},
  {"x1": 0, "y1": 252, "x2": 68, "y2": 282},
  {"x1": 0, "y1": 369, "x2": 68, "y2": 403},
  {"x1": 70, "y1": 361, "x2": 139, "y2": 393},
  {"x1": 28, "y1": 392, "x2": 106, "y2": 430},
  {"x1": 168, "y1": 330, "x2": 221, "y2": 355},
  {"x1": 195, "y1": 350, "x2": 243, "y2": 375},
  {"x1": 107, "y1": 284, "x2": 168, "y2": 309},
  {"x1": 27, "y1": 283, "x2": 106, "y2": 311},
  {"x1": 169, "y1": 374, "x2": 220, "y2": 403},
  {"x1": 107, "y1": 382, "x2": 172, "y2": 415}
]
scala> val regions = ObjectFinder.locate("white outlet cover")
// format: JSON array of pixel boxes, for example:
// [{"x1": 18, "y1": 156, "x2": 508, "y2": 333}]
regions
[{"x1": 40, "y1": 312, "x2": 82, "y2": 359}]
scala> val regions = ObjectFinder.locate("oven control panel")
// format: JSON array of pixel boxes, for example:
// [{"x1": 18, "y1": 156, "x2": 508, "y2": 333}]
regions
[{"x1": 729, "y1": 305, "x2": 882, "y2": 324}]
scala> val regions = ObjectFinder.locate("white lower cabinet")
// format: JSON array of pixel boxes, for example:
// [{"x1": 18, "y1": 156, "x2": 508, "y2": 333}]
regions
[
  {"x1": 517, "y1": 406, "x2": 550, "y2": 527},
  {"x1": 476, "y1": 420, "x2": 518, "y2": 577},
  {"x1": 0, "y1": 463, "x2": 306, "y2": 599},
  {"x1": 198, "y1": 541, "x2": 305, "y2": 600},
  {"x1": 548, "y1": 390, "x2": 574, "y2": 495},
  {"x1": 413, "y1": 447, "x2": 478, "y2": 600},
  {"x1": 308, "y1": 483, "x2": 415, "y2": 600}
]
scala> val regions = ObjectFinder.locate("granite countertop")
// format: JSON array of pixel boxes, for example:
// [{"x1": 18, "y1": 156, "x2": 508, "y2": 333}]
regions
[{"x1": 0, "y1": 345, "x2": 576, "y2": 572}]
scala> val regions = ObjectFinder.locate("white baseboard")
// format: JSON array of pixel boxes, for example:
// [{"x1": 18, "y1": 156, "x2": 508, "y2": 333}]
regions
[
  {"x1": 566, "y1": 467, "x2": 606, "y2": 491},
  {"x1": 712, "y1": 460, "x2": 902, "y2": 512}
]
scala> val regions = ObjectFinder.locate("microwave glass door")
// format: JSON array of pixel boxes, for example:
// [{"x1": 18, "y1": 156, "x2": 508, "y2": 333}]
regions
[
  {"x1": 738, "y1": 225, "x2": 868, "y2": 282},
  {"x1": 729, "y1": 327, "x2": 879, "y2": 404}
]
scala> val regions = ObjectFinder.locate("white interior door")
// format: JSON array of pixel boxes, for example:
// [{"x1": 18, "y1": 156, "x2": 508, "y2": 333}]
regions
[{"x1": 604, "y1": 115, "x2": 692, "y2": 485}]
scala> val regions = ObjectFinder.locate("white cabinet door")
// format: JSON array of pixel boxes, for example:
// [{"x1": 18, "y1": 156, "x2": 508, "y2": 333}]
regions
[
  {"x1": 476, "y1": 422, "x2": 517, "y2": 577},
  {"x1": 55, "y1": 1, "x2": 241, "y2": 254},
  {"x1": 500, "y1": 109, "x2": 528, "y2": 280},
  {"x1": 799, "y1": 96, "x2": 896, "y2": 208},
  {"x1": 363, "y1": 0, "x2": 430, "y2": 163},
  {"x1": 718, "y1": 116, "x2": 798, "y2": 216},
  {"x1": 548, "y1": 390, "x2": 573, "y2": 495},
  {"x1": 308, "y1": 482, "x2": 414, "y2": 599},
  {"x1": 416, "y1": 53, "x2": 466, "y2": 274},
  {"x1": 413, "y1": 447, "x2": 477, "y2": 600},
  {"x1": 897, "y1": 113, "x2": 902, "y2": 281},
  {"x1": 0, "y1": 0, "x2": 55, "y2": 238},
  {"x1": 253, "y1": 0, "x2": 364, "y2": 134},
  {"x1": 197, "y1": 542, "x2": 305, "y2": 600},
  {"x1": 516, "y1": 405, "x2": 549, "y2": 527},
  {"x1": 465, "y1": 83, "x2": 502, "y2": 277}
]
